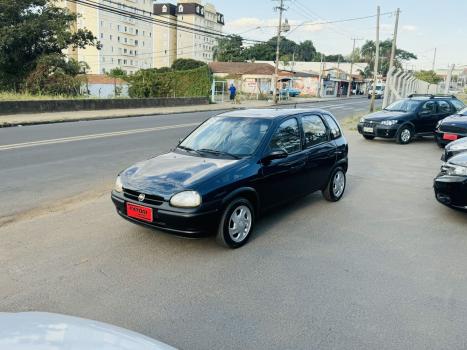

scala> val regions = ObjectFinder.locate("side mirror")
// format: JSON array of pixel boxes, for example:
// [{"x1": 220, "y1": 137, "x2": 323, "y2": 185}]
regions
[{"x1": 261, "y1": 149, "x2": 288, "y2": 164}]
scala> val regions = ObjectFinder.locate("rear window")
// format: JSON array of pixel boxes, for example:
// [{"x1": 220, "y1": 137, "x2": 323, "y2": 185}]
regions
[{"x1": 452, "y1": 99, "x2": 466, "y2": 112}]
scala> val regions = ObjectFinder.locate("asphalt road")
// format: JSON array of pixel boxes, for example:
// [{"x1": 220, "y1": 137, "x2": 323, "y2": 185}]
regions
[
  {"x1": 7, "y1": 98, "x2": 467, "y2": 350},
  {"x1": 0, "y1": 97, "x2": 376, "y2": 223}
]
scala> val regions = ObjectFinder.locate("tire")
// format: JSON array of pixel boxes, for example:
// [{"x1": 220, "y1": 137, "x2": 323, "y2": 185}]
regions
[
  {"x1": 396, "y1": 125, "x2": 414, "y2": 144},
  {"x1": 322, "y1": 168, "x2": 346, "y2": 202},
  {"x1": 216, "y1": 198, "x2": 255, "y2": 249},
  {"x1": 363, "y1": 135, "x2": 375, "y2": 140}
]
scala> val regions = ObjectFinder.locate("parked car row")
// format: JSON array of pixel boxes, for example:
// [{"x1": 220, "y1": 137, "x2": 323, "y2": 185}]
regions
[{"x1": 357, "y1": 94, "x2": 467, "y2": 212}]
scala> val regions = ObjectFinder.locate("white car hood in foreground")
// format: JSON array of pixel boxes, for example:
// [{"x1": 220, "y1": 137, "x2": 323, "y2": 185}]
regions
[{"x1": 0, "y1": 312, "x2": 177, "y2": 350}]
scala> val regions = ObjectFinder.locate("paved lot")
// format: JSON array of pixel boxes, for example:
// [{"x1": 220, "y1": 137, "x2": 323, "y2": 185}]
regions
[{"x1": 2, "y1": 100, "x2": 467, "y2": 349}]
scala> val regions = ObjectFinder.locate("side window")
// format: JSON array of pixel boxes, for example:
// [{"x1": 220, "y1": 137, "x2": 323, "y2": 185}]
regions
[
  {"x1": 269, "y1": 118, "x2": 301, "y2": 154},
  {"x1": 438, "y1": 100, "x2": 451, "y2": 113},
  {"x1": 301, "y1": 115, "x2": 328, "y2": 147},
  {"x1": 421, "y1": 101, "x2": 436, "y2": 114},
  {"x1": 451, "y1": 99, "x2": 465, "y2": 112},
  {"x1": 323, "y1": 114, "x2": 342, "y2": 139}
]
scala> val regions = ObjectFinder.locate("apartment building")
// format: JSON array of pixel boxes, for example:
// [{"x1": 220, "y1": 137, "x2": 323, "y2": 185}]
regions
[
  {"x1": 59, "y1": 0, "x2": 154, "y2": 75},
  {"x1": 153, "y1": 1, "x2": 225, "y2": 68}
]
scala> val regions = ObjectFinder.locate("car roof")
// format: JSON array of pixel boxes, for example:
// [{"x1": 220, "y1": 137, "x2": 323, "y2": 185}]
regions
[{"x1": 217, "y1": 108, "x2": 330, "y2": 119}]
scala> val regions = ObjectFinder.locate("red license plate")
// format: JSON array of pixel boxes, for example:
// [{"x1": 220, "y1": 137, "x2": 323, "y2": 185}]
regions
[
  {"x1": 126, "y1": 203, "x2": 153, "y2": 222},
  {"x1": 443, "y1": 133, "x2": 458, "y2": 141}
]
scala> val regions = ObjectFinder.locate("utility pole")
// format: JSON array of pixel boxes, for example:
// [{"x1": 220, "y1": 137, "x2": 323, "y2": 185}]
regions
[
  {"x1": 347, "y1": 38, "x2": 362, "y2": 97},
  {"x1": 370, "y1": 6, "x2": 380, "y2": 113},
  {"x1": 318, "y1": 54, "x2": 323, "y2": 97},
  {"x1": 273, "y1": 0, "x2": 286, "y2": 104},
  {"x1": 388, "y1": 8, "x2": 400, "y2": 73},
  {"x1": 432, "y1": 48, "x2": 437, "y2": 71}
]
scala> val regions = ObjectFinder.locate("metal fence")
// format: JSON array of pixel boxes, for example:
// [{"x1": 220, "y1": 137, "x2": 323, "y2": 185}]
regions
[{"x1": 382, "y1": 67, "x2": 441, "y2": 108}]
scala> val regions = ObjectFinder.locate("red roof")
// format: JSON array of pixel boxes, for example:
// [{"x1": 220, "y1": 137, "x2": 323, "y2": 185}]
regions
[{"x1": 84, "y1": 74, "x2": 126, "y2": 85}]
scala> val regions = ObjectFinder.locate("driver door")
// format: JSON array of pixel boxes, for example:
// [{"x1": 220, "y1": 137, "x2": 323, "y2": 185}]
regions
[
  {"x1": 417, "y1": 100, "x2": 437, "y2": 133},
  {"x1": 259, "y1": 118, "x2": 308, "y2": 210}
]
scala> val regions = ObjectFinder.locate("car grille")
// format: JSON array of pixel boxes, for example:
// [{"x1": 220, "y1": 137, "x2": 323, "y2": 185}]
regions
[
  {"x1": 363, "y1": 121, "x2": 379, "y2": 128},
  {"x1": 123, "y1": 188, "x2": 164, "y2": 206}
]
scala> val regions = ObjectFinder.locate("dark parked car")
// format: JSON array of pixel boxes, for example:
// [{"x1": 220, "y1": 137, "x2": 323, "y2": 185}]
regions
[
  {"x1": 441, "y1": 137, "x2": 467, "y2": 162},
  {"x1": 357, "y1": 94, "x2": 465, "y2": 144},
  {"x1": 435, "y1": 106, "x2": 467, "y2": 147},
  {"x1": 112, "y1": 109, "x2": 348, "y2": 248},
  {"x1": 434, "y1": 151, "x2": 467, "y2": 211}
]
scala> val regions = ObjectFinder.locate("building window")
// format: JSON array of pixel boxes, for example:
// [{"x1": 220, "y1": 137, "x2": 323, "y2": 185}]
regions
[
  {"x1": 100, "y1": 33, "x2": 104, "y2": 39},
  {"x1": 110, "y1": 34, "x2": 112, "y2": 40}
]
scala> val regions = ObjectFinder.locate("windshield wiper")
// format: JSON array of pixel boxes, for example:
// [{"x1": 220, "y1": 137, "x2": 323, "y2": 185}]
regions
[
  {"x1": 197, "y1": 148, "x2": 241, "y2": 159},
  {"x1": 177, "y1": 145, "x2": 201, "y2": 154}
]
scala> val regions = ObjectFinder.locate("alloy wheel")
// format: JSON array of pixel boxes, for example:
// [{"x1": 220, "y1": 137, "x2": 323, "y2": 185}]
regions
[{"x1": 332, "y1": 170, "x2": 346, "y2": 198}]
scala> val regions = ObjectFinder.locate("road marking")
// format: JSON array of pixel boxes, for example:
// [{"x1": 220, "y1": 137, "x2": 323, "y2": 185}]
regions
[{"x1": 0, "y1": 123, "x2": 199, "y2": 152}]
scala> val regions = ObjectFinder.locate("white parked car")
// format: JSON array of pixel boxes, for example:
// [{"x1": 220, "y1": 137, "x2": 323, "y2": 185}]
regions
[{"x1": 0, "y1": 312, "x2": 177, "y2": 350}]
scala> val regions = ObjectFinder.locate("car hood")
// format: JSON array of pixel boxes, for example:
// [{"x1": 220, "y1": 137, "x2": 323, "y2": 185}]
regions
[
  {"x1": 120, "y1": 152, "x2": 240, "y2": 198},
  {"x1": 440, "y1": 114, "x2": 467, "y2": 126},
  {"x1": 363, "y1": 110, "x2": 410, "y2": 121},
  {"x1": 0, "y1": 312, "x2": 176, "y2": 350},
  {"x1": 446, "y1": 137, "x2": 467, "y2": 152}
]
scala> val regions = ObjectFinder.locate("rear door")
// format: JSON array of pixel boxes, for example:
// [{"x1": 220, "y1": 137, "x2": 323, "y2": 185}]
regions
[
  {"x1": 300, "y1": 114, "x2": 336, "y2": 193},
  {"x1": 435, "y1": 100, "x2": 454, "y2": 124}
]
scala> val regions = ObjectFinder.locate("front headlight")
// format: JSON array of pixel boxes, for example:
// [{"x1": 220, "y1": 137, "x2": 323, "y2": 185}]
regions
[
  {"x1": 170, "y1": 191, "x2": 202, "y2": 208},
  {"x1": 441, "y1": 162, "x2": 467, "y2": 176},
  {"x1": 114, "y1": 176, "x2": 123, "y2": 193},
  {"x1": 360, "y1": 117, "x2": 366, "y2": 123},
  {"x1": 381, "y1": 120, "x2": 398, "y2": 126}
]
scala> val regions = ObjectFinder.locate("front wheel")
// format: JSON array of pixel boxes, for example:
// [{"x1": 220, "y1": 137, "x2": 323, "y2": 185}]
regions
[
  {"x1": 396, "y1": 125, "x2": 413, "y2": 144},
  {"x1": 216, "y1": 198, "x2": 255, "y2": 249},
  {"x1": 322, "y1": 168, "x2": 346, "y2": 202}
]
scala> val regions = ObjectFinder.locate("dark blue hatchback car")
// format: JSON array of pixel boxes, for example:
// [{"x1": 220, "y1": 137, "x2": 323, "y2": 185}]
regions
[{"x1": 111, "y1": 109, "x2": 348, "y2": 248}]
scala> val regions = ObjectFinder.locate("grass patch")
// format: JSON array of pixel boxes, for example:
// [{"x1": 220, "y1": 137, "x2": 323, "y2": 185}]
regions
[
  {"x1": 456, "y1": 93, "x2": 467, "y2": 104},
  {"x1": 341, "y1": 107, "x2": 381, "y2": 131},
  {"x1": 0, "y1": 92, "x2": 91, "y2": 101}
]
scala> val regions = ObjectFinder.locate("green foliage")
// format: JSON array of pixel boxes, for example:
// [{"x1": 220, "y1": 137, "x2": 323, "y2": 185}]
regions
[
  {"x1": 414, "y1": 70, "x2": 442, "y2": 85},
  {"x1": 106, "y1": 68, "x2": 128, "y2": 81},
  {"x1": 360, "y1": 40, "x2": 417, "y2": 77},
  {"x1": 25, "y1": 54, "x2": 86, "y2": 96},
  {"x1": 213, "y1": 35, "x2": 244, "y2": 62},
  {"x1": 128, "y1": 65, "x2": 211, "y2": 98},
  {"x1": 0, "y1": 0, "x2": 99, "y2": 91},
  {"x1": 171, "y1": 58, "x2": 206, "y2": 71}
]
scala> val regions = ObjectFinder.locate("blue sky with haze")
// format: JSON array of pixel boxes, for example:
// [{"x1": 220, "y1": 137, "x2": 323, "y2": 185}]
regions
[{"x1": 194, "y1": 0, "x2": 467, "y2": 70}]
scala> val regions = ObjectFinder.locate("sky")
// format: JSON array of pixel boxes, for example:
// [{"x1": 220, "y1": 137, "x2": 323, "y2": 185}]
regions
[{"x1": 192, "y1": 0, "x2": 467, "y2": 71}]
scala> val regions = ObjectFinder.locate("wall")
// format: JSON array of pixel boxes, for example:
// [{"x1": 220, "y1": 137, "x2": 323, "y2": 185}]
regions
[{"x1": 0, "y1": 97, "x2": 209, "y2": 115}]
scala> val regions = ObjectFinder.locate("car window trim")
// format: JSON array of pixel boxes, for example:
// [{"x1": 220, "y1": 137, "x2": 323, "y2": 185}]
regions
[
  {"x1": 267, "y1": 116, "x2": 303, "y2": 155},
  {"x1": 300, "y1": 113, "x2": 331, "y2": 149}
]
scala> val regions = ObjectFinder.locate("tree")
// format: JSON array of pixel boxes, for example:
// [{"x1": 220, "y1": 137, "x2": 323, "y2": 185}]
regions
[
  {"x1": 213, "y1": 35, "x2": 244, "y2": 62},
  {"x1": 106, "y1": 68, "x2": 128, "y2": 97},
  {"x1": 296, "y1": 40, "x2": 317, "y2": 62},
  {"x1": 0, "y1": 0, "x2": 100, "y2": 91},
  {"x1": 414, "y1": 70, "x2": 442, "y2": 85},
  {"x1": 25, "y1": 53, "x2": 87, "y2": 96},
  {"x1": 171, "y1": 58, "x2": 206, "y2": 71},
  {"x1": 360, "y1": 39, "x2": 417, "y2": 77}
]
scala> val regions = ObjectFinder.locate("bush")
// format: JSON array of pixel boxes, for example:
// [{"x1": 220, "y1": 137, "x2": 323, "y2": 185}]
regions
[
  {"x1": 171, "y1": 58, "x2": 206, "y2": 71},
  {"x1": 128, "y1": 65, "x2": 211, "y2": 98}
]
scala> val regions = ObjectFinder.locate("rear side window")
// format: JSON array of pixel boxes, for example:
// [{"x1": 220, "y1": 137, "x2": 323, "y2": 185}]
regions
[
  {"x1": 269, "y1": 118, "x2": 301, "y2": 154},
  {"x1": 323, "y1": 114, "x2": 342, "y2": 139},
  {"x1": 421, "y1": 101, "x2": 436, "y2": 114},
  {"x1": 452, "y1": 99, "x2": 465, "y2": 112},
  {"x1": 301, "y1": 115, "x2": 328, "y2": 147},
  {"x1": 438, "y1": 100, "x2": 451, "y2": 113}
]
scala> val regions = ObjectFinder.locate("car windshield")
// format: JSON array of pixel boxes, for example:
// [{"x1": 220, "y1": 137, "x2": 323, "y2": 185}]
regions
[
  {"x1": 458, "y1": 107, "x2": 467, "y2": 116},
  {"x1": 179, "y1": 116, "x2": 272, "y2": 158},
  {"x1": 384, "y1": 99, "x2": 420, "y2": 112},
  {"x1": 375, "y1": 86, "x2": 383, "y2": 91}
]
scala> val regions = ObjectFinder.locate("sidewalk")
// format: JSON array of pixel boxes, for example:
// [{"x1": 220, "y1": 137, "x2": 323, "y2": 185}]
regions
[{"x1": 0, "y1": 96, "x2": 357, "y2": 128}]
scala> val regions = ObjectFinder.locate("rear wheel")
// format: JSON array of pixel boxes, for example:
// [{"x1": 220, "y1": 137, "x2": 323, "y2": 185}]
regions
[
  {"x1": 323, "y1": 168, "x2": 346, "y2": 202},
  {"x1": 363, "y1": 135, "x2": 375, "y2": 140},
  {"x1": 396, "y1": 125, "x2": 413, "y2": 144},
  {"x1": 216, "y1": 198, "x2": 255, "y2": 249}
]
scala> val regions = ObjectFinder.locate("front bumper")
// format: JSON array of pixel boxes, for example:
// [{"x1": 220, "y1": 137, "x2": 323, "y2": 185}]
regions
[
  {"x1": 111, "y1": 191, "x2": 221, "y2": 237},
  {"x1": 357, "y1": 122, "x2": 398, "y2": 139},
  {"x1": 434, "y1": 175, "x2": 467, "y2": 211}
]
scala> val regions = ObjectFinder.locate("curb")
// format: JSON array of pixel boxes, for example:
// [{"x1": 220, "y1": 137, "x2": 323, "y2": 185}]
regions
[{"x1": 0, "y1": 97, "x2": 361, "y2": 128}]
